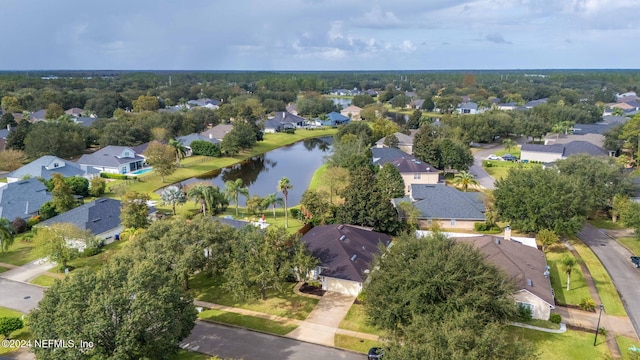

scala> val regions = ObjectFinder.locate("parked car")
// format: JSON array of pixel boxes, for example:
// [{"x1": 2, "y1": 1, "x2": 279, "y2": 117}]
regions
[
  {"x1": 502, "y1": 154, "x2": 518, "y2": 162},
  {"x1": 486, "y1": 154, "x2": 502, "y2": 160},
  {"x1": 368, "y1": 347, "x2": 384, "y2": 359},
  {"x1": 631, "y1": 256, "x2": 640, "y2": 268}
]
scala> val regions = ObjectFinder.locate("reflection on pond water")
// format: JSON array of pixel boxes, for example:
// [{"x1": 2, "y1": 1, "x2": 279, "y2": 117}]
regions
[{"x1": 177, "y1": 136, "x2": 332, "y2": 206}]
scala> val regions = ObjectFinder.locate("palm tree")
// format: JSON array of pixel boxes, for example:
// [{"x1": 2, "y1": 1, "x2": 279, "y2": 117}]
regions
[
  {"x1": 502, "y1": 138, "x2": 516, "y2": 152},
  {"x1": 187, "y1": 184, "x2": 211, "y2": 215},
  {"x1": 0, "y1": 218, "x2": 15, "y2": 254},
  {"x1": 261, "y1": 192, "x2": 284, "y2": 219},
  {"x1": 224, "y1": 179, "x2": 249, "y2": 217},
  {"x1": 451, "y1": 171, "x2": 479, "y2": 192},
  {"x1": 277, "y1": 177, "x2": 293, "y2": 228},
  {"x1": 612, "y1": 107, "x2": 625, "y2": 117},
  {"x1": 160, "y1": 185, "x2": 186, "y2": 215},
  {"x1": 169, "y1": 139, "x2": 188, "y2": 166},
  {"x1": 562, "y1": 255, "x2": 578, "y2": 291}
]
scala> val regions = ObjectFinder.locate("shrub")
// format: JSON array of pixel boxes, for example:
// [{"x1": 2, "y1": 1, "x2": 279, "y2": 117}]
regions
[
  {"x1": 598, "y1": 327, "x2": 607, "y2": 336},
  {"x1": 283, "y1": 128, "x2": 296, "y2": 134},
  {"x1": 516, "y1": 303, "x2": 533, "y2": 322},
  {"x1": 580, "y1": 297, "x2": 596, "y2": 312},
  {"x1": 549, "y1": 313, "x2": 562, "y2": 324},
  {"x1": 26, "y1": 216, "x2": 42, "y2": 228},
  {"x1": 0, "y1": 317, "x2": 24, "y2": 338},
  {"x1": 11, "y1": 217, "x2": 28, "y2": 234},
  {"x1": 89, "y1": 177, "x2": 107, "y2": 197},
  {"x1": 475, "y1": 222, "x2": 490, "y2": 231},
  {"x1": 100, "y1": 173, "x2": 130, "y2": 180},
  {"x1": 290, "y1": 208, "x2": 302, "y2": 219},
  {"x1": 190, "y1": 140, "x2": 221, "y2": 157}
]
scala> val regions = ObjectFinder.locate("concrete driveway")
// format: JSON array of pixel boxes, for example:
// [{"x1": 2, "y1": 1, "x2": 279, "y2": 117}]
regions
[
  {"x1": 578, "y1": 223, "x2": 640, "y2": 338},
  {"x1": 0, "y1": 259, "x2": 55, "y2": 283},
  {"x1": 0, "y1": 278, "x2": 44, "y2": 313}
]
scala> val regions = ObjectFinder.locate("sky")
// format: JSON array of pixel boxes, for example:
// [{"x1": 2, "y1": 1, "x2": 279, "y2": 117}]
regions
[{"x1": 1, "y1": 0, "x2": 638, "y2": 71}]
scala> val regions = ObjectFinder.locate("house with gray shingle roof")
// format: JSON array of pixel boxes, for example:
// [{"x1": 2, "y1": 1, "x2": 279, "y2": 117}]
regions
[
  {"x1": 176, "y1": 133, "x2": 220, "y2": 156},
  {"x1": 76, "y1": 145, "x2": 145, "y2": 174},
  {"x1": 375, "y1": 131, "x2": 416, "y2": 154},
  {"x1": 7, "y1": 155, "x2": 99, "y2": 183},
  {"x1": 200, "y1": 124, "x2": 234, "y2": 141},
  {"x1": 371, "y1": 147, "x2": 441, "y2": 193},
  {"x1": 30, "y1": 109, "x2": 47, "y2": 121},
  {"x1": 371, "y1": 147, "x2": 412, "y2": 166},
  {"x1": 314, "y1": 112, "x2": 350, "y2": 127},
  {"x1": 270, "y1": 111, "x2": 307, "y2": 128},
  {"x1": 456, "y1": 102, "x2": 479, "y2": 114},
  {"x1": 521, "y1": 141, "x2": 610, "y2": 163},
  {"x1": 300, "y1": 224, "x2": 392, "y2": 296},
  {"x1": 38, "y1": 198, "x2": 123, "y2": 243},
  {"x1": 0, "y1": 178, "x2": 52, "y2": 221},
  {"x1": 393, "y1": 184, "x2": 485, "y2": 230}
]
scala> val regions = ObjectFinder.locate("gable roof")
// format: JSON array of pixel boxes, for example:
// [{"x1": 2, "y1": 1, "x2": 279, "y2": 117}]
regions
[
  {"x1": 74, "y1": 116, "x2": 98, "y2": 127},
  {"x1": 326, "y1": 111, "x2": 349, "y2": 121},
  {"x1": 398, "y1": 184, "x2": 485, "y2": 221},
  {"x1": 270, "y1": 111, "x2": 307, "y2": 125},
  {"x1": 177, "y1": 133, "x2": 220, "y2": 147},
  {"x1": 375, "y1": 132, "x2": 415, "y2": 147},
  {"x1": 523, "y1": 141, "x2": 608, "y2": 157},
  {"x1": 390, "y1": 157, "x2": 439, "y2": 173},
  {"x1": 341, "y1": 105, "x2": 362, "y2": 113},
  {"x1": 39, "y1": 198, "x2": 122, "y2": 235},
  {"x1": 30, "y1": 109, "x2": 47, "y2": 120},
  {"x1": 7, "y1": 155, "x2": 97, "y2": 181},
  {"x1": 301, "y1": 224, "x2": 392, "y2": 282},
  {"x1": 0, "y1": 178, "x2": 52, "y2": 220},
  {"x1": 65, "y1": 107, "x2": 84, "y2": 116},
  {"x1": 525, "y1": 98, "x2": 548, "y2": 108},
  {"x1": 371, "y1": 147, "x2": 412, "y2": 166},
  {"x1": 459, "y1": 102, "x2": 478, "y2": 110},
  {"x1": 521, "y1": 143, "x2": 565, "y2": 154},
  {"x1": 77, "y1": 145, "x2": 144, "y2": 168},
  {"x1": 453, "y1": 235, "x2": 554, "y2": 307},
  {"x1": 200, "y1": 124, "x2": 234, "y2": 141}
]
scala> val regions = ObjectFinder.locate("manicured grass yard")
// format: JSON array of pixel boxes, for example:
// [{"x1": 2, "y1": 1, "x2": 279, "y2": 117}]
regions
[
  {"x1": 0, "y1": 266, "x2": 8, "y2": 273},
  {"x1": 616, "y1": 336, "x2": 640, "y2": 360},
  {"x1": 571, "y1": 240, "x2": 627, "y2": 316},
  {"x1": 510, "y1": 327, "x2": 610, "y2": 359},
  {"x1": 334, "y1": 334, "x2": 383, "y2": 354},
  {"x1": 545, "y1": 244, "x2": 591, "y2": 306},
  {"x1": 618, "y1": 237, "x2": 640, "y2": 256},
  {"x1": 0, "y1": 307, "x2": 31, "y2": 356},
  {"x1": 588, "y1": 217, "x2": 627, "y2": 230},
  {"x1": 483, "y1": 160, "x2": 542, "y2": 180},
  {"x1": 30, "y1": 274, "x2": 60, "y2": 287},
  {"x1": 495, "y1": 146, "x2": 522, "y2": 158},
  {"x1": 339, "y1": 303, "x2": 385, "y2": 336},
  {"x1": 198, "y1": 309, "x2": 297, "y2": 335},
  {"x1": 0, "y1": 236, "x2": 38, "y2": 266},
  {"x1": 189, "y1": 272, "x2": 318, "y2": 320}
]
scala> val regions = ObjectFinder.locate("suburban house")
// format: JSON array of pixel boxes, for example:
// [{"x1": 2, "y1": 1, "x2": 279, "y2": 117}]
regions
[
  {"x1": 520, "y1": 141, "x2": 610, "y2": 163},
  {"x1": 340, "y1": 105, "x2": 363, "y2": 121},
  {"x1": 314, "y1": 111, "x2": 350, "y2": 127},
  {"x1": 453, "y1": 235, "x2": 555, "y2": 320},
  {"x1": 76, "y1": 145, "x2": 145, "y2": 174},
  {"x1": 408, "y1": 99, "x2": 425, "y2": 109},
  {"x1": 7, "y1": 155, "x2": 99, "y2": 183},
  {"x1": 269, "y1": 111, "x2": 307, "y2": 128},
  {"x1": 65, "y1": 107, "x2": 85, "y2": 117},
  {"x1": 300, "y1": 224, "x2": 392, "y2": 296},
  {"x1": 0, "y1": 178, "x2": 52, "y2": 221},
  {"x1": 394, "y1": 184, "x2": 485, "y2": 230},
  {"x1": 285, "y1": 103, "x2": 298, "y2": 115},
  {"x1": 30, "y1": 109, "x2": 47, "y2": 121},
  {"x1": 176, "y1": 133, "x2": 220, "y2": 156},
  {"x1": 616, "y1": 91, "x2": 639, "y2": 103},
  {"x1": 200, "y1": 124, "x2": 234, "y2": 142},
  {"x1": 374, "y1": 131, "x2": 416, "y2": 154},
  {"x1": 187, "y1": 98, "x2": 221, "y2": 109},
  {"x1": 38, "y1": 198, "x2": 124, "y2": 244},
  {"x1": 372, "y1": 147, "x2": 413, "y2": 166},
  {"x1": 525, "y1": 98, "x2": 548, "y2": 108},
  {"x1": 456, "y1": 102, "x2": 479, "y2": 114},
  {"x1": 372, "y1": 148, "x2": 440, "y2": 193},
  {"x1": 73, "y1": 116, "x2": 99, "y2": 127}
]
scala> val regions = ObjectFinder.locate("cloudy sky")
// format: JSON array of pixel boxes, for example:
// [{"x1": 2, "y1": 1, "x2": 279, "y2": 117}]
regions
[{"x1": 1, "y1": 0, "x2": 638, "y2": 70}]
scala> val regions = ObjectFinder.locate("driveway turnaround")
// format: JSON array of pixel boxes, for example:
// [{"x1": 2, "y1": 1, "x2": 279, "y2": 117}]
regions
[
  {"x1": 578, "y1": 223, "x2": 640, "y2": 338},
  {"x1": 0, "y1": 278, "x2": 44, "y2": 313},
  {"x1": 182, "y1": 320, "x2": 362, "y2": 360}
]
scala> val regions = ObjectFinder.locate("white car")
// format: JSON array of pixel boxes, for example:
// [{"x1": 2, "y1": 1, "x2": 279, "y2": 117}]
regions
[{"x1": 486, "y1": 154, "x2": 502, "y2": 160}]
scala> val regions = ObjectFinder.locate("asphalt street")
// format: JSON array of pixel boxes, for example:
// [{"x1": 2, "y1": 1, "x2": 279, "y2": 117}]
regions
[
  {"x1": 578, "y1": 223, "x2": 640, "y2": 338},
  {"x1": 182, "y1": 321, "x2": 363, "y2": 360},
  {"x1": 469, "y1": 145, "x2": 499, "y2": 189},
  {"x1": 0, "y1": 278, "x2": 44, "y2": 313}
]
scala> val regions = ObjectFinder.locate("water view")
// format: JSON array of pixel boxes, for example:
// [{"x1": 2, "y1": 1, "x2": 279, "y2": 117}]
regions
[
  {"x1": 328, "y1": 97, "x2": 351, "y2": 109},
  {"x1": 178, "y1": 137, "x2": 332, "y2": 206}
]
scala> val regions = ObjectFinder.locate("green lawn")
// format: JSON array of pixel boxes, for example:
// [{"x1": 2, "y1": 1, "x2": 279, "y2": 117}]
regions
[
  {"x1": 334, "y1": 334, "x2": 383, "y2": 354},
  {"x1": 483, "y1": 160, "x2": 542, "y2": 180},
  {"x1": 571, "y1": 240, "x2": 627, "y2": 316},
  {"x1": 0, "y1": 266, "x2": 8, "y2": 273},
  {"x1": 545, "y1": 244, "x2": 591, "y2": 306},
  {"x1": 495, "y1": 146, "x2": 522, "y2": 158},
  {"x1": 0, "y1": 307, "x2": 31, "y2": 356},
  {"x1": 189, "y1": 272, "x2": 318, "y2": 320},
  {"x1": 509, "y1": 327, "x2": 610, "y2": 359},
  {"x1": 215, "y1": 207, "x2": 305, "y2": 234},
  {"x1": 339, "y1": 303, "x2": 385, "y2": 336},
  {"x1": 520, "y1": 318, "x2": 561, "y2": 330},
  {"x1": 307, "y1": 163, "x2": 328, "y2": 192},
  {"x1": 588, "y1": 218, "x2": 627, "y2": 230},
  {"x1": 198, "y1": 309, "x2": 297, "y2": 335},
  {"x1": 616, "y1": 336, "x2": 640, "y2": 360},
  {"x1": 175, "y1": 350, "x2": 213, "y2": 360},
  {"x1": 618, "y1": 237, "x2": 640, "y2": 256},
  {"x1": 0, "y1": 236, "x2": 38, "y2": 266},
  {"x1": 30, "y1": 274, "x2": 60, "y2": 287}
]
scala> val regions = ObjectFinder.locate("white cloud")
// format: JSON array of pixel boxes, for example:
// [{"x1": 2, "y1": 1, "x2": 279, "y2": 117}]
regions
[{"x1": 351, "y1": 6, "x2": 402, "y2": 28}]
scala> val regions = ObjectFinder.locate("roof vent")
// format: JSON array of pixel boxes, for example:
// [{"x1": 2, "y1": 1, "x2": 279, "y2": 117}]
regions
[
  {"x1": 98, "y1": 199, "x2": 108, "y2": 203},
  {"x1": 495, "y1": 238, "x2": 500, "y2": 245},
  {"x1": 426, "y1": 167, "x2": 430, "y2": 171},
  {"x1": 339, "y1": 235, "x2": 346, "y2": 241},
  {"x1": 527, "y1": 279, "x2": 533, "y2": 287},
  {"x1": 350, "y1": 255, "x2": 357, "y2": 261},
  {"x1": 92, "y1": 218, "x2": 101, "y2": 222},
  {"x1": 337, "y1": 225, "x2": 344, "y2": 230}
]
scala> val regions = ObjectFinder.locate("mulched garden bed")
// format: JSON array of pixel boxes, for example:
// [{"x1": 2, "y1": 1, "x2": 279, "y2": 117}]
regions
[{"x1": 299, "y1": 282, "x2": 326, "y2": 297}]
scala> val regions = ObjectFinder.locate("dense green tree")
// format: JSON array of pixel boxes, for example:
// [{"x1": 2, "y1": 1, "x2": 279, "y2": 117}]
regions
[
  {"x1": 44, "y1": 102, "x2": 64, "y2": 120},
  {"x1": 30, "y1": 256, "x2": 197, "y2": 360},
  {"x1": 0, "y1": 112, "x2": 16, "y2": 128},
  {"x1": 300, "y1": 189, "x2": 334, "y2": 224},
  {"x1": 296, "y1": 93, "x2": 335, "y2": 116},
  {"x1": 371, "y1": 118, "x2": 400, "y2": 142},
  {"x1": 0, "y1": 218, "x2": 15, "y2": 254},
  {"x1": 277, "y1": 177, "x2": 293, "y2": 228},
  {"x1": 391, "y1": 94, "x2": 411, "y2": 108},
  {"x1": 38, "y1": 201, "x2": 58, "y2": 220},
  {"x1": 187, "y1": 183, "x2": 227, "y2": 216},
  {"x1": 64, "y1": 176, "x2": 89, "y2": 197},
  {"x1": 493, "y1": 167, "x2": 588, "y2": 235},
  {"x1": 5, "y1": 119, "x2": 30, "y2": 151},
  {"x1": 245, "y1": 195, "x2": 265, "y2": 215},
  {"x1": 32, "y1": 223, "x2": 93, "y2": 268},
  {"x1": 51, "y1": 173, "x2": 76, "y2": 213},
  {"x1": 24, "y1": 122, "x2": 86, "y2": 158},
  {"x1": 225, "y1": 179, "x2": 250, "y2": 217},
  {"x1": 537, "y1": 229, "x2": 560, "y2": 252},
  {"x1": 190, "y1": 140, "x2": 221, "y2": 157},
  {"x1": 327, "y1": 134, "x2": 372, "y2": 171},
  {"x1": 0, "y1": 149, "x2": 27, "y2": 171},
  {"x1": 89, "y1": 177, "x2": 107, "y2": 197},
  {"x1": 0, "y1": 317, "x2": 23, "y2": 339},
  {"x1": 144, "y1": 142, "x2": 177, "y2": 182},
  {"x1": 376, "y1": 163, "x2": 405, "y2": 198},
  {"x1": 1, "y1": 96, "x2": 21, "y2": 113},
  {"x1": 120, "y1": 191, "x2": 150, "y2": 230},
  {"x1": 417, "y1": 138, "x2": 473, "y2": 175},
  {"x1": 160, "y1": 185, "x2": 187, "y2": 215},
  {"x1": 132, "y1": 94, "x2": 160, "y2": 112},
  {"x1": 351, "y1": 94, "x2": 375, "y2": 108},
  {"x1": 320, "y1": 166, "x2": 349, "y2": 204},
  {"x1": 335, "y1": 121, "x2": 373, "y2": 145},
  {"x1": 220, "y1": 121, "x2": 258, "y2": 155}
]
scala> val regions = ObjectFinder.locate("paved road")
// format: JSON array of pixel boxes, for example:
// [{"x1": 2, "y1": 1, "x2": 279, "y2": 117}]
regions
[
  {"x1": 578, "y1": 223, "x2": 640, "y2": 338},
  {"x1": 469, "y1": 145, "x2": 500, "y2": 189},
  {"x1": 182, "y1": 321, "x2": 363, "y2": 360},
  {"x1": 0, "y1": 278, "x2": 44, "y2": 313}
]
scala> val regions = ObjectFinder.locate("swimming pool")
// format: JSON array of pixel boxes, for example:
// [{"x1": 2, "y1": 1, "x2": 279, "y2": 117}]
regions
[{"x1": 130, "y1": 168, "x2": 153, "y2": 175}]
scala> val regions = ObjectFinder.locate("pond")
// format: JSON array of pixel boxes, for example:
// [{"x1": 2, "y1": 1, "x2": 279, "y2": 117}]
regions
[
  {"x1": 327, "y1": 96, "x2": 351, "y2": 109},
  {"x1": 177, "y1": 137, "x2": 333, "y2": 206}
]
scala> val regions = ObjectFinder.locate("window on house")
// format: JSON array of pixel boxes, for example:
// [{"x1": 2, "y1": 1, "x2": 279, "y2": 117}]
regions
[
  {"x1": 450, "y1": 219, "x2": 456, "y2": 226},
  {"x1": 414, "y1": 173, "x2": 421, "y2": 179}
]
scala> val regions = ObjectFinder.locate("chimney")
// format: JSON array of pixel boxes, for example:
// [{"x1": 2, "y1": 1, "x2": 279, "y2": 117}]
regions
[{"x1": 504, "y1": 225, "x2": 511, "y2": 241}]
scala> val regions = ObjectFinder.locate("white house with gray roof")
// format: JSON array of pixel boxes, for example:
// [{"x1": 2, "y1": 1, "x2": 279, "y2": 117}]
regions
[
  {"x1": 38, "y1": 198, "x2": 123, "y2": 244},
  {"x1": 394, "y1": 184, "x2": 485, "y2": 230},
  {"x1": 76, "y1": 145, "x2": 145, "y2": 174},
  {"x1": 0, "y1": 178, "x2": 52, "y2": 221},
  {"x1": 7, "y1": 155, "x2": 99, "y2": 183},
  {"x1": 521, "y1": 141, "x2": 609, "y2": 163}
]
